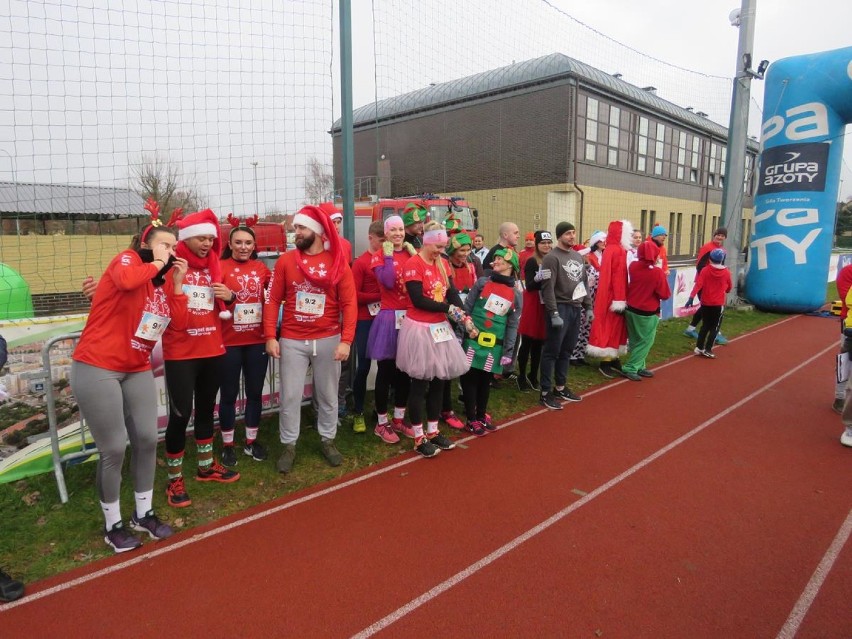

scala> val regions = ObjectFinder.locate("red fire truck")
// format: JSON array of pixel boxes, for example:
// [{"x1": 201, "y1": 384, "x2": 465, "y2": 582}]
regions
[{"x1": 367, "y1": 194, "x2": 478, "y2": 236}]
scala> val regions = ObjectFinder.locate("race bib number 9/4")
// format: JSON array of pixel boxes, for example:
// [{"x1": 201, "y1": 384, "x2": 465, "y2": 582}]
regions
[
  {"x1": 296, "y1": 291, "x2": 327, "y2": 316},
  {"x1": 234, "y1": 302, "x2": 262, "y2": 325},
  {"x1": 429, "y1": 322, "x2": 454, "y2": 343},
  {"x1": 184, "y1": 285, "x2": 215, "y2": 311}
]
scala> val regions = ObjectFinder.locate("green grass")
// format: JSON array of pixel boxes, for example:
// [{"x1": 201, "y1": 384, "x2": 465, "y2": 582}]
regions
[{"x1": 0, "y1": 304, "x2": 797, "y2": 584}]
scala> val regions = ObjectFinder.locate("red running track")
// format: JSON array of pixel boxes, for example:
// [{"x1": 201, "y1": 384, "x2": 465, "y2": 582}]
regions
[{"x1": 2, "y1": 315, "x2": 850, "y2": 638}]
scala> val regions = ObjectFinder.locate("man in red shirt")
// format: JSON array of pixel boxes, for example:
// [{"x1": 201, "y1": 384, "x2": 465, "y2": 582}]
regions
[
  {"x1": 350, "y1": 220, "x2": 384, "y2": 432},
  {"x1": 264, "y1": 205, "x2": 357, "y2": 472}
]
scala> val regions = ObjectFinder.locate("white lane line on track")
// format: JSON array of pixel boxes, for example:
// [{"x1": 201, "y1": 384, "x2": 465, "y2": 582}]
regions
[
  {"x1": 0, "y1": 314, "x2": 806, "y2": 612},
  {"x1": 350, "y1": 341, "x2": 836, "y2": 639},
  {"x1": 776, "y1": 508, "x2": 852, "y2": 639}
]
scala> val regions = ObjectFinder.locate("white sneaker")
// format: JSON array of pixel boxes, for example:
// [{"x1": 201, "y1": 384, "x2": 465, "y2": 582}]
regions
[
  {"x1": 693, "y1": 347, "x2": 703, "y2": 356},
  {"x1": 841, "y1": 427, "x2": 852, "y2": 448}
]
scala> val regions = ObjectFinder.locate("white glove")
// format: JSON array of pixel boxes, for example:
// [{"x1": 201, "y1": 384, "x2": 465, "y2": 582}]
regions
[
  {"x1": 534, "y1": 268, "x2": 552, "y2": 282},
  {"x1": 550, "y1": 311, "x2": 563, "y2": 328}
]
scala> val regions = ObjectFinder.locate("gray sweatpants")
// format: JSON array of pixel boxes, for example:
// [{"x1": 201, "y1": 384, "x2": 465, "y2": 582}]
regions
[
  {"x1": 279, "y1": 335, "x2": 340, "y2": 444},
  {"x1": 70, "y1": 360, "x2": 158, "y2": 503}
]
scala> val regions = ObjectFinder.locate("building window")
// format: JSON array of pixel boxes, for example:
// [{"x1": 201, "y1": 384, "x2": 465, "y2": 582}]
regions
[
  {"x1": 608, "y1": 149, "x2": 618, "y2": 166},
  {"x1": 585, "y1": 142, "x2": 596, "y2": 162},
  {"x1": 588, "y1": 97, "x2": 598, "y2": 121},
  {"x1": 638, "y1": 157, "x2": 646, "y2": 172},
  {"x1": 690, "y1": 169, "x2": 698, "y2": 183},
  {"x1": 641, "y1": 209, "x2": 648, "y2": 235},
  {"x1": 708, "y1": 174, "x2": 715, "y2": 187}
]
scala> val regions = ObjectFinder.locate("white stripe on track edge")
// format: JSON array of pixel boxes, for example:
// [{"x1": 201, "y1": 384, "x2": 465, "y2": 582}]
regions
[
  {"x1": 776, "y1": 508, "x2": 852, "y2": 639},
  {"x1": 0, "y1": 314, "x2": 810, "y2": 612},
  {"x1": 350, "y1": 341, "x2": 836, "y2": 639}
]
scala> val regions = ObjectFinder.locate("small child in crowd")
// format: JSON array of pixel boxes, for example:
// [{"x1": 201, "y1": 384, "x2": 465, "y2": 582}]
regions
[{"x1": 685, "y1": 248, "x2": 732, "y2": 358}]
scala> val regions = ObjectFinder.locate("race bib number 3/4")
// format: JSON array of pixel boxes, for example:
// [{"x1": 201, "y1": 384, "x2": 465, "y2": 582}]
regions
[
  {"x1": 184, "y1": 285, "x2": 215, "y2": 310},
  {"x1": 394, "y1": 310, "x2": 407, "y2": 329},
  {"x1": 296, "y1": 291, "x2": 327, "y2": 316},
  {"x1": 572, "y1": 281, "x2": 587, "y2": 301},
  {"x1": 368, "y1": 302, "x2": 381, "y2": 317},
  {"x1": 484, "y1": 293, "x2": 511, "y2": 316},
  {"x1": 135, "y1": 312, "x2": 170, "y2": 340},
  {"x1": 234, "y1": 302, "x2": 262, "y2": 325},
  {"x1": 429, "y1": 322, "x2": 454, "y2": 343}
]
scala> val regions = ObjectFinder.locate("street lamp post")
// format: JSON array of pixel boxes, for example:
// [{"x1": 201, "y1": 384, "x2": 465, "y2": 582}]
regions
[{"x1": 251, "y1": 161, "x2": 259, "y2": 215}]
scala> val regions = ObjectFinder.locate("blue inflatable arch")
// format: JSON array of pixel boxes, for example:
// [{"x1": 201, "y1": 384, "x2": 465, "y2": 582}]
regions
[{"x1": 746, "y1": 46, "x2": 852, "y2": 312}]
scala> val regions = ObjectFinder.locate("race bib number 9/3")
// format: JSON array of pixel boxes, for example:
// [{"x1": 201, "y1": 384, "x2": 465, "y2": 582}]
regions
[
  {"x1": 234, "y1": 302, "x2": 262, "y2": 325},
  {"x1": 429, "y1": 322, "x2": 454, "y2": 343},
  {"x1": 184, "y1": 285, "x2": 215, "y2": 311},
  {"x1": 296, "y1": 291, "x2": 326, "y2": 316}
]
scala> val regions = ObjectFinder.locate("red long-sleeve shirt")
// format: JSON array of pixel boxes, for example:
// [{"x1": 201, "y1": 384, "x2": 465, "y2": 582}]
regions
[
  {"x1": 263, "y1": 250, "x2": 357, "y2": 343},
  {"x1": 220, "y1": 257, "x2": 271, "y2": 346},
  {"x1": 352, "y1": 250, "x2": 381, "y2": 321},
  {"x1": 162, "y1": 265, "x2": 226, "y2": 360},
  {"x1": 73, "y1": 250, "x2": 188, "y2": 372},
  {"x1": 689, "y1": 265, "x2": 732, "y2": 306}
]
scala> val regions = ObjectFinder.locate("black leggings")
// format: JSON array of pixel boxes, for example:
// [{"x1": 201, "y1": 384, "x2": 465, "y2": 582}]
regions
[
  {"x1": 697, "y1": 305, "x2": 724, "y2": 352},
  {"x1": 517, "y1": 335, "x2": 543, "y2": 383},
  {"x1": 374, "y1": 359, "x2": 410, "y2": 415},
  {"x1": 409, "y1": 378, "x2": 444, "y2": 425},
  {"x1": 164, "y1": 356, "x2": 223, "y2": 454},
  {"x1": 460, "y1": 368, "x2": 491, "y2": 421}
]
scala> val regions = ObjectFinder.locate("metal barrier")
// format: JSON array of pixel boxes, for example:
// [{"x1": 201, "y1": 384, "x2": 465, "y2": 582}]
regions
[
  {"x1": 39, "y1": 332, "x2": 292, "y2": 503},
  {"x1": 41, "y1": 332, "x2": 89, "y2": 504}
]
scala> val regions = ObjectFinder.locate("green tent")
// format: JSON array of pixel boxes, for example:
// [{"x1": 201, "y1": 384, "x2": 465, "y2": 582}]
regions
[{"x1": 0, "y1": 263, "x2": 34, "y2": 320}]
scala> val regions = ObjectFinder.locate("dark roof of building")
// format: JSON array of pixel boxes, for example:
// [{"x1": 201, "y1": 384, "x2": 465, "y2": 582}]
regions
[
  {"x1": 335, "y1": 52, "x2": 731, "y2": 139},
  {"x1": 0, "y1": 181, "x2": 145, "y2": 217}
]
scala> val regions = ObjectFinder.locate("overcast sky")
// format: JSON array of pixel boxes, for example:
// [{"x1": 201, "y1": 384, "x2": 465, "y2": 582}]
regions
[{"x1": 0, "y1": 0, "x2": 850, "y2": 215}]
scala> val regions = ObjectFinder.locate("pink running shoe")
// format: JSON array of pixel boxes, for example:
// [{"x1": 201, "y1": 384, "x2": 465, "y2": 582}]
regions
[
  {"x1": 441, "y1": 411, "x2": 465, "y2": 430},
  {"x1": 465, "y1": 420, "x2": 487, "y2": 437},
  {"x1": 482, "y1": 414, "x2": 496, "y2": 432},
  {"x1": 391, "y1": 418, "x2": 416, "y2": 439},
  {"x1": 374, "y1": 423, "x2": 400, "y2": 444}
]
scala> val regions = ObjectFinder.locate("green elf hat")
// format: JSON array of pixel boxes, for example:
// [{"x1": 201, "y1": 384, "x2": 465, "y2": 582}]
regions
[
  {"x1": 443, "y1": 215, "x2": 462, "y2": 234},
  {"x1": 493, "y1": 247, "x2": 520, "y2": 274},
  {"x1": 402, "y1": 203, "x2": 426, "y2": 227},
  {"x1": 446, "y1": 232, "x2": 472, "y2": 255}
]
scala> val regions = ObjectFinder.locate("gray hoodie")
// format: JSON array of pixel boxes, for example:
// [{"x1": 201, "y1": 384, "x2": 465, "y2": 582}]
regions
[{"x1": 540, "y1": 246, "x2": 590, "y2": 313}]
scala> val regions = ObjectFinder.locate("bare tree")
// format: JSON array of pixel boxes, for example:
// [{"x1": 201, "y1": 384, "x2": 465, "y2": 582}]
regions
[
  {"x1": 129, "y1": 154, "x2": 206, "y2": 216},
  {"x1": 303, "y1": 157, "x2": 334, "y2": 204}
]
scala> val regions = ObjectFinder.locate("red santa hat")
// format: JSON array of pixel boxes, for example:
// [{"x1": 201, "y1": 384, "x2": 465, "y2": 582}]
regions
[
  {"x1": 292, "y1": 205, "x2": 347, "y2": 286},
  {"x1": 177, "y1": 208, "x2": 221, "y2": 253},
  {"x1": 175, "y1": 209, "x2": 231, "y2": 319},
  {"x1": 318, "y1": 201, "x2": 342, "y2": 221}
]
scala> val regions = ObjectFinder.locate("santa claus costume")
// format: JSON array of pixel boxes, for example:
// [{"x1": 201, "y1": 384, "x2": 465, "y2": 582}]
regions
[{"x1": 586, "y1": 219, "x2": 633, "y2": 378}]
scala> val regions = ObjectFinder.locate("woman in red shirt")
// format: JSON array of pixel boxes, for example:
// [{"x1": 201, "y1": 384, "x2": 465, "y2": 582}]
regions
[
  {"x1": 217, "y1": 217, "x2": 271, "y2": 466},
  {"x1": 367, "y1": 215, "x2": 415, "y2": 444},
  {"x1": 71, "y1": 217, "x2": 188, "y2": 553},
  {"x1": 162, "y1": 209, "x2": 241, "y2": 509},
  {"x1": 397, "y1": 221, "x2": 477, "y2": 457},
  {"x1": 517, "y1": 230, "x2": 553, "y2": 391}
]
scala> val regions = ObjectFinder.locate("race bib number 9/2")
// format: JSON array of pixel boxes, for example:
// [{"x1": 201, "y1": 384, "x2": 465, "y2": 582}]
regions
[{"x1": 296, "y1": 291, "x2": 326, "y2": 316}]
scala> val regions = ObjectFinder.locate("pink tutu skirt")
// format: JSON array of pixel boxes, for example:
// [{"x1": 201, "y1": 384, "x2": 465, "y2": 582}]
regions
[{"x1": 396, "y1": 317, "x2": 470, "y2": 381}]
